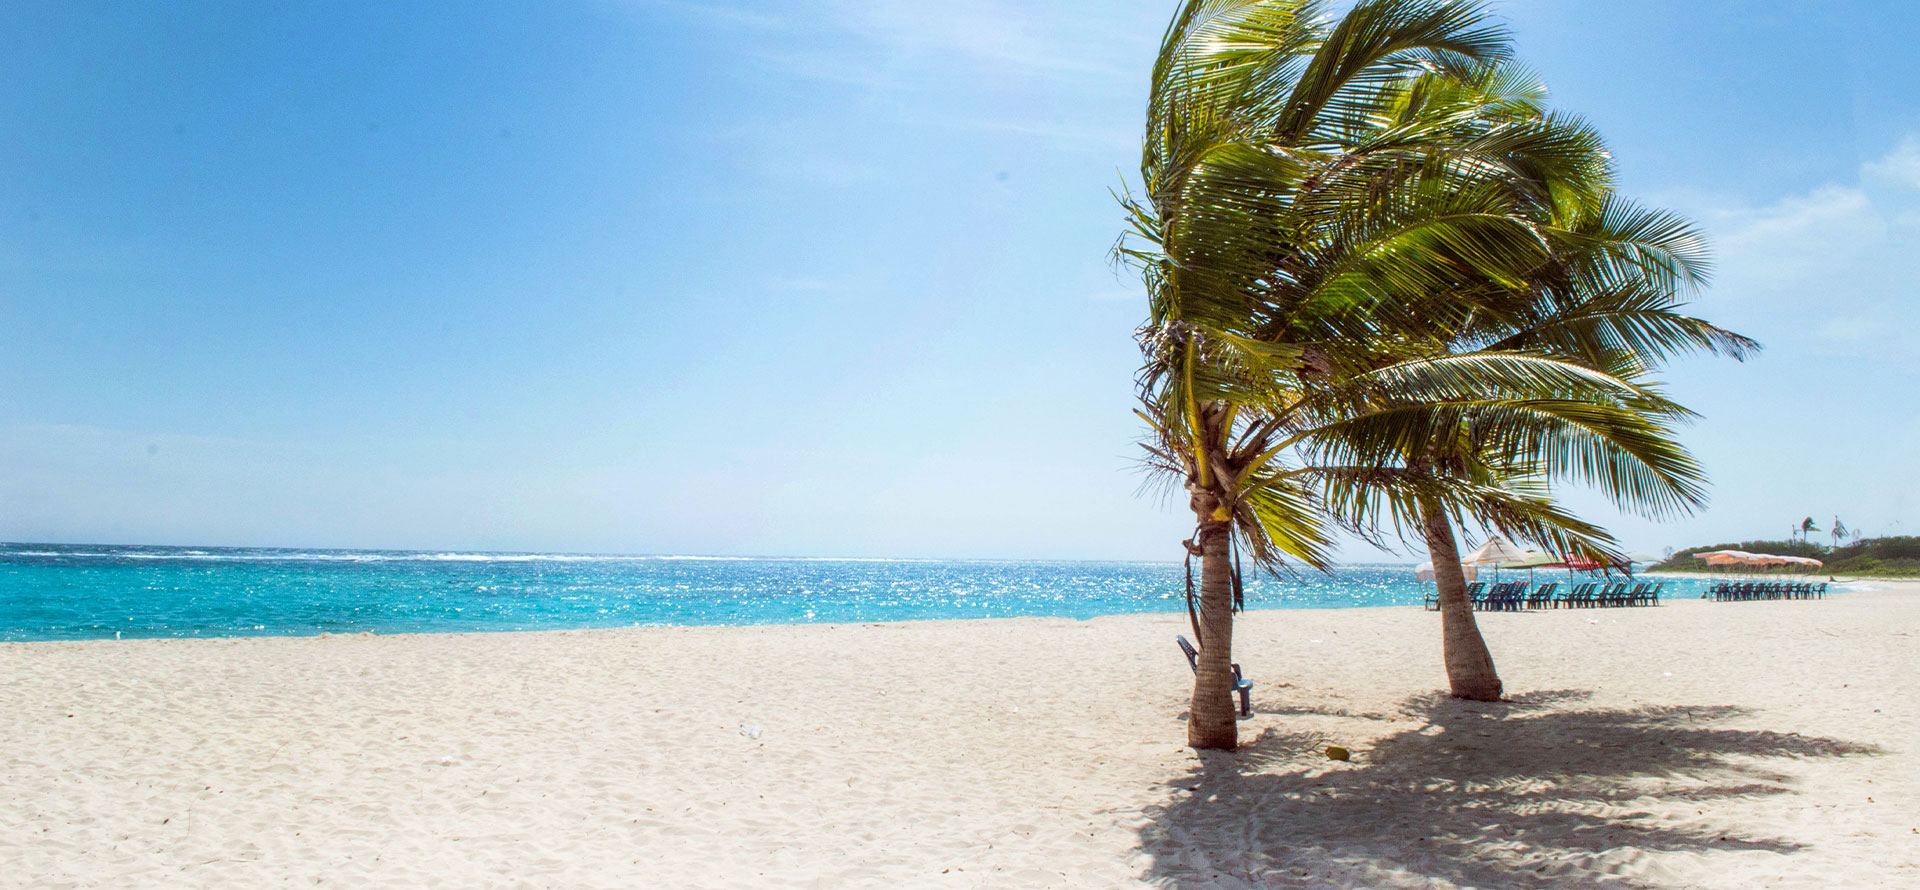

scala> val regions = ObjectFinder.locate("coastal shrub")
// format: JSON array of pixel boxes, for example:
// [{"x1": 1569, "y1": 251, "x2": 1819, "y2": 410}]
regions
[
  {"x1": 1827, "y1": 535, "x2": 1920, "y2": 563},
  {"x1": 1653, "y1": 536, "x2": 1920, "y2": 577}
]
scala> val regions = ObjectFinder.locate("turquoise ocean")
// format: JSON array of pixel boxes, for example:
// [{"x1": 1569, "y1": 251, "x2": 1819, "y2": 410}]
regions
[{"x1": 0, "y1": 542, "x2": 1714, "y2": 642}]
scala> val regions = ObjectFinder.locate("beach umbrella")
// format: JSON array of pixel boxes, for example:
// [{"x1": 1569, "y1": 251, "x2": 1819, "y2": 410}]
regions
[
  {"x1": 1497, "y1": 551, "x2": 1558, "y2": 584},
  {"x1": 1463, "y1": 536, "x2": 1530, "y2": 580},
  {"x1": 1693, "y1": 550, "x2": 1752, "y2": 579},
  {"x1": 1464, "y1": 536, "x2": 1531, "y2": 565},
  {"x1": 1497, "y1": 552, "x2": 1558, "y2": 570},
  {"x1": 1750, "y1": 553, "x2": 1823, "y2": 574}
]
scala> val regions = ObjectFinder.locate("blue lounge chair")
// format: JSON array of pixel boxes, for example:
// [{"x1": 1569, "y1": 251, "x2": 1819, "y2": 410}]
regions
[
  {"x1": 1562, "y1": 582, "x2": 1598, "y2": 608},
  {"x1": 1553, "y1": 582, "x2": 1581, "y2": 608},
  {"x1": 1478, "y1": 581, "x2": 1520, "y2": 611},
  {"x1": 1474, "y1": 582, "x2": 1502, "y2": 611},
  {"x1": 1635, "y1": 581, "x2": 1664, "y2": 607},
  {"x1": 1425, "y1": 581, "x2": 1484, "y2": 611},
  {"x1": 1610, "y1": 583, "x2": 1644, "y2": 608},
  {"x1": 1464, "y1": 581, "x2": 1488, "y2": 609},
  {"x1": 1501, "y1": 581, "x2": 1528, "y2": 610},
  {"x1": 1526, "y1": 582, "x2": 1558, "y2": 609},
  {"x1": 1176, "y1": 635, "x2": 1251, "y2": 717}
]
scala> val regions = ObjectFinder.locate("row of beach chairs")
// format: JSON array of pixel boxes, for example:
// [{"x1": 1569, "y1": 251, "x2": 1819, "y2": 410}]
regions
[
  {"x1": 1709, "y1": 581, "x2": 1827, "y2": 601},
  {"x1": 1424, "y1": 580, "x2": 1666, "y2": 612}
]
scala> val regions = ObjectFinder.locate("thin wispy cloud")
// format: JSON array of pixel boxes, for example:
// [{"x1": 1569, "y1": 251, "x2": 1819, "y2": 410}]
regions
[
  {"x1": 819, "y1": 0, "x2": 1145, "y2": 78},
  {"x1": 650, "y1": 1, "x2": 1153, "y2": 196},
  {"x1": 1681, "y1": 135, "x2": 1920, "y2": 361},
  {"x1": 637, "y1": 0, "x2": 1155, "y2": 88},
  {"x1": 1862, "y1": 135, "x2": 1920, "y2": 187}
]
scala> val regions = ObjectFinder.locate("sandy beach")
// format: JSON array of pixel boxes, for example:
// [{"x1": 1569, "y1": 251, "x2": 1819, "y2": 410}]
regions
[{"x1": 3, "y1": 584, "x2": 1916, "y2": 889}]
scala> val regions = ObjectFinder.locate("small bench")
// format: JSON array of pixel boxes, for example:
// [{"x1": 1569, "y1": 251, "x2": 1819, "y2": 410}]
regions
[{"x1": 1176, "y1": 634, "x2": 1252, "y2": 717}]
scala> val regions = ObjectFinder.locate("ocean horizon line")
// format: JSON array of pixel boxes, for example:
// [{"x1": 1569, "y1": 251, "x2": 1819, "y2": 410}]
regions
[{"x1": 1, "y1": 540, "x2": 1424, "y2": 568}]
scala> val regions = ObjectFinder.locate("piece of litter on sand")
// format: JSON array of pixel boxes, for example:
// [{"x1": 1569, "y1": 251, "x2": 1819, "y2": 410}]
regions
[{"x1": 739, "y1": 724, "x2": 762, "y2": 739}]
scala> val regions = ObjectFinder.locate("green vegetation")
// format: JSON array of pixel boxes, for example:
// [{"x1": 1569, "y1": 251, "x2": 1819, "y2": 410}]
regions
[
  {"x1": 1653, "y1": 537, "x2": 1920, "y2": 577},
  {"x1": 1117, "y1": 0, "x2": 1749, "y2": 748}
]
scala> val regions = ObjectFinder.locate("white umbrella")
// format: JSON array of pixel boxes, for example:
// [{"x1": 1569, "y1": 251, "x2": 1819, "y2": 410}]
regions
[
  {"x1": 1463, "y1": 535, "x2": 1530, "y2": 580},
  {"x1": 1464, "y1": 535, "x2": 1531, "y2": 565}
]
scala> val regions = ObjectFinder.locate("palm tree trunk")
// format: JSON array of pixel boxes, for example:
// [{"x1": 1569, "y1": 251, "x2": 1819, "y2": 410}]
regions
[
  {"x1": 1187, "y1": 491, "x2": 1239, "y2": 750},
  {"x1": 1420, "y1": 501, "x2": 1503, "y2": 701}
]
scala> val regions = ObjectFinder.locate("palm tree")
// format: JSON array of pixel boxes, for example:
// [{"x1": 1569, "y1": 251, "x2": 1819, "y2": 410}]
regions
[
  {"x1": 1405, "y1": 204, "x2": 1751, "y2": 699},
  {"x1": 1275, "y1": 121, "x2": 1759, "y2": 696},
  {"x1": 1216, "y1": 23, "x2": 1758, "y2": 701},
  {"x1": 1120, "y1": 0, "x2": 1597, "y2": 748},
  {"x1": 1299, "y1": 306, "x2": 1751, "y2": 698}
]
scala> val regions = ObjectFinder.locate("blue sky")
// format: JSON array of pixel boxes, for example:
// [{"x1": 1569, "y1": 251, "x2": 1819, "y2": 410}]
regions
[{"x1": 1, "y1": 0, "x2": 1915, "y2": 560}]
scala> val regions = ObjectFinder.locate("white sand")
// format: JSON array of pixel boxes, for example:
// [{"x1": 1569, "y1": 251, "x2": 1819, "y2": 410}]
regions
[{"x1": 3, "y1": 584, "x2": 1917, "y2": 889}]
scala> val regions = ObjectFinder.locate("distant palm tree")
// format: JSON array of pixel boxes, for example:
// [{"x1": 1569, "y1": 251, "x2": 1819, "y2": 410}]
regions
[
  {"x1": 1800, "y1": 516, "x2": 1820, "y2": 543},
  {"x1": 1830, "y1": 517, "x2": 1848, "y2": 550}
]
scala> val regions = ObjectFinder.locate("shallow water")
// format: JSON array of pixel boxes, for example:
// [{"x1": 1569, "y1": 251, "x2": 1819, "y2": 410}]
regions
[{"x1": 0, "y1": 542, "x2": 1718, "y2": 640}]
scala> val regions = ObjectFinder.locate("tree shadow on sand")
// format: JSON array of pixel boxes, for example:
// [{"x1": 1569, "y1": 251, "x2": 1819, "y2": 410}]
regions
[{"x1": 1141, "y1": 691, "x2": 1882, "y2": 889}]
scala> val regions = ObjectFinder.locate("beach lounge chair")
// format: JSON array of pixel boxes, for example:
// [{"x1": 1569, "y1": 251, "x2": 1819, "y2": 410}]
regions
[
  {"x1": 1600, "y1": 583, "x2": 1627, "y2": 607},
  {"x1": 1491, "y1": 582, "x2": 1525, "y2": 611},
  {"x1": 1612, "y1": 583, "x2": 1646, "y2": 608},
  {"x1": 1527, "y1": 583, "x2": 1557, "y2": 609},
  {"x1": 1553, "y1": 583, "x2": 1576, "y2": 608},
  {"x1": 1506, "y1": 582, "x2": 1533, "y2": 610},
  {"x1": 1638, "y1": 581, "x2": 1664, "y2": 607},
  {"x1": 1470, "y1": 583, "x2": 1493, "y2": 610},
  {"x1": 1470, "y1": 583, "x2": 1495, "y2": 610},
  {"x1": 1559, "y1": 582, "x2": 1596, "y2": 608},
  {"x1": 1481, "y1": 582, "x2": 1506, "y2": 611},
  {"x1": 1176, "y1": 635, "x2": 1251, "y2": 717},
  {"x1": 1425, "y1": 580, "x2": 1493, "y2": 611}
]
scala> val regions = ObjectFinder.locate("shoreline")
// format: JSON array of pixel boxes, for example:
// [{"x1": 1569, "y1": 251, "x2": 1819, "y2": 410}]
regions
[
  {"x1": 5, "y1": 592, "x2": 1915, "y2": 887},
  {"x1": 0, "y1": 556, "x2": 1485, "y2": 644},
  {"x1": 9, "y1": 574, "x2": 1914, "y2": 646}
]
